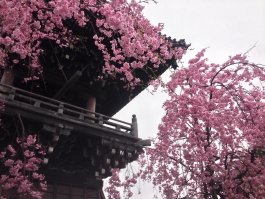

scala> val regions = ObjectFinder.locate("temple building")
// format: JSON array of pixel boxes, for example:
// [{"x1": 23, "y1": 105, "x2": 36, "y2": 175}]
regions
[{"x1": 0, "y1": 11, "x2": 189, "y2": 198}]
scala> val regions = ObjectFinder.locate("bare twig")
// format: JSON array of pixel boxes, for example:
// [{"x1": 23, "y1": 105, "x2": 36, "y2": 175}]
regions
[{"x1": 17, "y1": 113, "x2": 26, "y2": 176}]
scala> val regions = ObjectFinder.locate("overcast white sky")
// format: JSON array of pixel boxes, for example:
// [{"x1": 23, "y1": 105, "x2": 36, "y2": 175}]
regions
[{"x1": 104, "y1": 1, "x2": 265, "y2": 198}]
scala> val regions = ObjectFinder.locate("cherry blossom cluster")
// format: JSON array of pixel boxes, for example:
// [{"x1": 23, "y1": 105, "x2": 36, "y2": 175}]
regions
[
  {"x1": 105, "y1": 169, "x2": 122, "y2": 199},
  {"x1": 0, "y1": 0, "x2": 184, "y2": 87},
  {"x1": 105, "y1": 168, "x2": 139, "y2": 199},
  {"x1": 94, "y1": 0, "x2": 185, "y2": 87},
  {"x1": 0, "y1": 135, "x2": 46, "y2": 199},
  {"x1": 106, "y1": 50, "x2": 265, "y2": 198}
]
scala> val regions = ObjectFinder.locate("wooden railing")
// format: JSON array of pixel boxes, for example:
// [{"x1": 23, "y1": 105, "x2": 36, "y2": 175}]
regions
[{"x1": 0, "y1": 83, "x2": 138, "y2": 137}]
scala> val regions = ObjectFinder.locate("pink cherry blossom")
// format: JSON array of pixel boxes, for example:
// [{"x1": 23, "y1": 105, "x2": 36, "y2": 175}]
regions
[
  {"x1": 0, "y1": 151, "x2": 6, "y2": 158},
  {"x1": 0, "y1": 0, "x2": 184, "y2": 89},
  {"x1": 107, "y1": 49, "x2": 265, "y2": 199},
  {"x1": 7, "y1": 145, "x2": 16, "y2": 156},
  {"x1": 0, "y1": 135, "x2": 46, "y2": 198},
  {"x1": 4, "y1": 159, "x2": 14, "y2": 167}
]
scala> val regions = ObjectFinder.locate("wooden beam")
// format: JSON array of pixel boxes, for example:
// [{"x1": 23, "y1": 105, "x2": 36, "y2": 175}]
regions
[{"x1": 53, "y1": 70, "x2": 82, "y2": 100}]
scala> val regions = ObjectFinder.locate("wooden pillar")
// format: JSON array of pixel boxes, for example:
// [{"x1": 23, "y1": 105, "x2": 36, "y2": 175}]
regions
[
  {"x1": 86, "y1": 95, "x2": 96, "y2": 122},
  {"x1": 1, "y1": 68, "x2": 15, "y2": 86},
  {"x1": 132, "y1": 114, "x2": 138, "y2": 138},
  {"x1": 0, "y1": 68, "x2": 15, "y2": 98}
]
